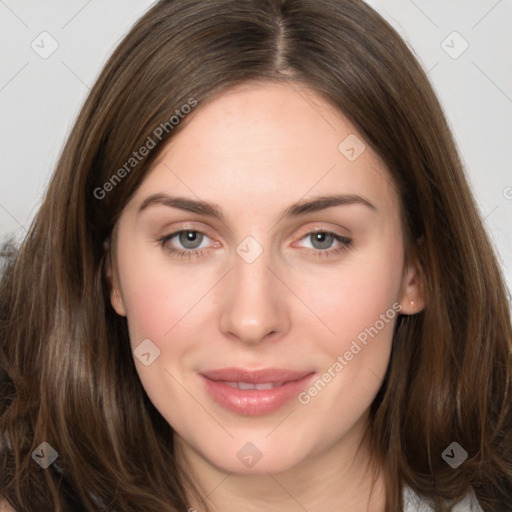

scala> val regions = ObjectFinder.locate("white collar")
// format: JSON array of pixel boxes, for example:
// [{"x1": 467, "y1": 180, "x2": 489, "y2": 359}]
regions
[{"x1": 403, "y1": 486, "x2": 484, "y2": 511}]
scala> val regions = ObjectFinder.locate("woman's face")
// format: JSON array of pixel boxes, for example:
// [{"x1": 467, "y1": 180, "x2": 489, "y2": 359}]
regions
[{"x1": 109, "y1": 81, "x2": 422, "y2": 475}]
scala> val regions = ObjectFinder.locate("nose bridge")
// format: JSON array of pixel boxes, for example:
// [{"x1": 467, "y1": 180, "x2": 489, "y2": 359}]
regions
[
  {"x1": 234, "y1": 244, "x2": 272, "y2": 298},
  {"x1": 219, "y1": 235, "x2": 287, "y2": 344}
]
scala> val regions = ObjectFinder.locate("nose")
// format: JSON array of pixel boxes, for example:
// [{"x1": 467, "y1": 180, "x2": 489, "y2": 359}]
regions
[{"x1": 218, "y1": 243, "x2": 290, "y2": 346}]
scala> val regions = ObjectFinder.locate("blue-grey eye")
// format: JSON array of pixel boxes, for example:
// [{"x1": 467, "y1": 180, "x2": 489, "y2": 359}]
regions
[
  {"x1": 179, "y1": 230, "x2": 204, "y2": 249},
  {"x1": 309, "y1": 232, "x2": 335, "y2": 250}
]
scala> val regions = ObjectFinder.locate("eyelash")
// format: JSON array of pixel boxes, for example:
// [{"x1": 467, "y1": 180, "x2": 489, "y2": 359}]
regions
[{"x1": 157, "y1": 228, "x2": 352, "y2": 260}]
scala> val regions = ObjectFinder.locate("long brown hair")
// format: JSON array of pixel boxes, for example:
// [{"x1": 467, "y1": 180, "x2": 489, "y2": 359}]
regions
[{"x1": 1, "y1": 0, "x2": 511, "y2": 510}]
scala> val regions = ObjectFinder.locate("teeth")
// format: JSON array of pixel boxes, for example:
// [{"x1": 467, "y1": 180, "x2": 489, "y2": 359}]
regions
[
  {"x1": 255, "y1": 382, "x2": 276, "y2": 390},
  {"x1": 222, "y1": 381, "x2": 284, "y2": 390},
  {"x1": 238, "y1": 382, "x2": 258, "y2": 390}
]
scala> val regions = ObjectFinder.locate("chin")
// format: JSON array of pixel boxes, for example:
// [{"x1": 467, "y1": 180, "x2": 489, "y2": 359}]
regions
[{"x1": 193, "y1": 434, "x2": 312, "y2": 475}]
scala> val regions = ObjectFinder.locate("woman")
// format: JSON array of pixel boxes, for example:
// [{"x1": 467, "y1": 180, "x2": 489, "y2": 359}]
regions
[{"x1": 1, "y1": 0, "x2": 511, "y2": 510}]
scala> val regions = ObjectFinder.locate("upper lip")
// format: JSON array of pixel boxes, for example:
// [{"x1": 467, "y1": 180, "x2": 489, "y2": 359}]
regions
[{"x1": 200, "y1": 367, "x2": 313, "y2": 384}]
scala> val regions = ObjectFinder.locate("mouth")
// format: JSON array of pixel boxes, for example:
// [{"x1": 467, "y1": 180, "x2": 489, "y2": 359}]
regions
[{"x1": 199, "y1": 368, "x2": 315, "y2": 416}]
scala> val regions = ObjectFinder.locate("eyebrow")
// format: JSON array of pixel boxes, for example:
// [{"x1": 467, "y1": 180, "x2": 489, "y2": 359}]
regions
[{"x1": 138, "y1": 193, "x2": 377, "y2": 220}]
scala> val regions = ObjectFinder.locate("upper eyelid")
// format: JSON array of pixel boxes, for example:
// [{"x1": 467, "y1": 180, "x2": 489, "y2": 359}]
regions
[
  {"x1": 160, "y1": 224, "x2": 213, "y2": 239},
  {"x1": 160, "y1": 220, "x2": 350, "y2": 238},
  {"x1": 161, "y1": 228, "x2": 213, "y2": 245}
]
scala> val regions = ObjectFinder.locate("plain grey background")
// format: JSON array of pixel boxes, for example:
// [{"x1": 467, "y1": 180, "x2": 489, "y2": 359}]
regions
[{"x1": 1, "y1": 0, "x2": 511, "y2": 293}]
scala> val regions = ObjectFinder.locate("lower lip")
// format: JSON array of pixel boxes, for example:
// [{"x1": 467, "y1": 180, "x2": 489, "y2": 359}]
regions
[{"x1": 200, "y1": 373, "x2": 315, "y2": 416}]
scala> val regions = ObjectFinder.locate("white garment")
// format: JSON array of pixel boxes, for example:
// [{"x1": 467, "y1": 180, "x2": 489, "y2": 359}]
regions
[{"x1": 403, "y1": 486, "x2": 484, "y2": 511}]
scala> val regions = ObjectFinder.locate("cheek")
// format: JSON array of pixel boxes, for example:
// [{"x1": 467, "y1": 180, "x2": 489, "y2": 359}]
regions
[
  {"x1": 117, "y1": 239, "x2": 211, "y2": 348},
  {"x1": 293, "y1": 237, "x2": 404, "y2": 355},
  {"x1": 121, "y1": 277, "x2": 173, "y2": 349}
]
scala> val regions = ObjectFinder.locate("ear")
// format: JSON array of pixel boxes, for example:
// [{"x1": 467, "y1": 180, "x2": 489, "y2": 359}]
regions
[
  {"x1": 398, "y1": 255, "x2": 425, "y2": 315},
  {"x1": 104, "y1": 239, "x2": 127, "y2": 317}
]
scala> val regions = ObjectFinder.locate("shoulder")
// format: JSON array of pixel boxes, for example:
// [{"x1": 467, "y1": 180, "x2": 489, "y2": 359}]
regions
[{"x1": 403, "y1": 486, "x2": 484, "y2": 512}]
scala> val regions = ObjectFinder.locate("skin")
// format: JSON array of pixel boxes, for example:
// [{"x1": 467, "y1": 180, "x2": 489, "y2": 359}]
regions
[{"x1": 107, "y1": 81, "x2": 424, "y2": 512}]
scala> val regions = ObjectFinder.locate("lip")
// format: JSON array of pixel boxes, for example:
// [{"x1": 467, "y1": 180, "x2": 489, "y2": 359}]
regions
[{"x1": 200, "y1": 367, "x2": 315, "y2": 416}]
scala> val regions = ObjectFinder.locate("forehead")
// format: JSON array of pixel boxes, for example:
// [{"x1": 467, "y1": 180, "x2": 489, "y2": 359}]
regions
[{"x1": 129, "y1": 81, "x2": 399, "y2": 218}]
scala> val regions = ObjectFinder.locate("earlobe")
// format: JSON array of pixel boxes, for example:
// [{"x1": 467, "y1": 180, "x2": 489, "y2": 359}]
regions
[
  {"x1": 398, "y1": 258, "x2": 425, "y2": 315},
  {"x1": 104, "y1": 246, "x2": 127, "y2": 317},
  {"x1": 110, "y1": 287, "x2": 127, "y2": 317}
]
